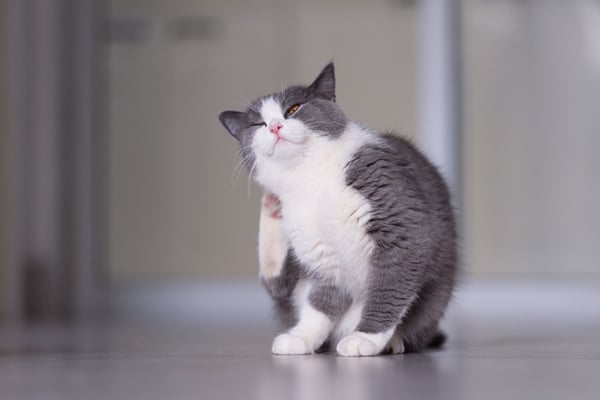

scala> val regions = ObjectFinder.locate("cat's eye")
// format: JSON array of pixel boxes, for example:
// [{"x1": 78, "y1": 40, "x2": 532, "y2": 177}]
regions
[
  {"x1": 250, "y1": 122, "x2": 266, "y2": 128},
  {"x1": 286, "y1": 104, "x2": 300, "y2": 117}
]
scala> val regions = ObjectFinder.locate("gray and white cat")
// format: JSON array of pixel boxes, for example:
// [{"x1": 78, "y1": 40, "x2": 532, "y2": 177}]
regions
[{"x1": 219, "y1": 63, "x2": 457, "y2": 356}]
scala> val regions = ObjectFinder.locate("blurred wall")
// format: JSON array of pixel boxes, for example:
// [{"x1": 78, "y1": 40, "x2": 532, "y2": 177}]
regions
[
  {"x1": 0, "y1": 0, "x2": 105, "y2": 320},
  {"x1": 0, "y1": 0, "x2": 19, "y2": 320},
  {"x1": 463, "y1": 0, "x2": 600, "y2": 279},
  {"x1": 107, "y1": 0, "x2": 417, "y2": 282},
  {"x1": 1, "y1": 0, "x2": 9, "y2": 318}
]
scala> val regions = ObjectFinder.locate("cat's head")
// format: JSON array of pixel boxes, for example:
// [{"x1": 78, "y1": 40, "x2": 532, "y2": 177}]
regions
[{"x1": 218, "y1": 62, "x2": 347, "y2": 174}]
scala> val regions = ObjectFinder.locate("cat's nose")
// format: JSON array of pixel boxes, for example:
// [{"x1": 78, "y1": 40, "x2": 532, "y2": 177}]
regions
[{"x1": 269, "y1": 120, "x2": 283, "y2": 136}]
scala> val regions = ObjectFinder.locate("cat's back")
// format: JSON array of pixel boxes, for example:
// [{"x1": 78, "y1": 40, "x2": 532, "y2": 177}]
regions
[
  {"x1": 345, "y1": 132, "x2": 457, "y2": 262},
  {"x1": 346, "y1": 132, "x2": 453, "y2": 218}
]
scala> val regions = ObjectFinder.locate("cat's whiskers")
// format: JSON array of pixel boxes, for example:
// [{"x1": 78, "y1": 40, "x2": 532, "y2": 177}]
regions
[
  {"x1": 231, "y1": 156, "x2": 247, "y2": 185},
  {"x1": 242, "y1": 96, "x2": 259, "y2": 113},
  {"x1": 231, "y1": 146, "x2": 255, "y2": 186},
  {"x1": 246, "y1": 158, "x2": 259, "y2": 199},
  {"x1": 231, "y1": 148, "x2": 247, "y2": 185},
  {"x1": 281, "y1": 81, "x2": 288, "y2": 101}
]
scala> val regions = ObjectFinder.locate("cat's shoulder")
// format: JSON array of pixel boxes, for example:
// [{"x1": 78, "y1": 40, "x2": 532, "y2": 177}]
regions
[
  {"x1": 344, "y1": 129, "x2": 438, "y2": 188},
  {"x1": 351, "y1": 130, "x2": 426, "y2": 163}
]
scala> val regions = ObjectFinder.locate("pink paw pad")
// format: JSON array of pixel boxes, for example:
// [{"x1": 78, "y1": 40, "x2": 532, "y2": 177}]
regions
[{"x1": 263, "y1": 193, "x2": 282, "y2": 219}]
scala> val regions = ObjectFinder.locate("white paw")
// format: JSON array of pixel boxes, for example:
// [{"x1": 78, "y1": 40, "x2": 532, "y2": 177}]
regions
[
  {"x1": 272, "y1": 333, "x2": 311, "y2": 355},
  {"x1": 336, "y1": 333, "x2": 380, "y2": 357}
]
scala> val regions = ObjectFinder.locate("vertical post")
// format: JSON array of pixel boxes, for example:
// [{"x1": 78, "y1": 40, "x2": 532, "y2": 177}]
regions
[
  {"x1": 0, "y1": 0, "x2": 21, "y2": 322},
  {"x1": 60, "y1": 0, "x2": 106, "y2": 318},
  {"x1": 0, "y1": 0, "x2": 106, "y2": 321},
  {"x1": 417, "y1": 0, "x2": 463, "y2": 208},
  {"x1": 20, "y1": 0, "x2": 65, "y2": 319}
]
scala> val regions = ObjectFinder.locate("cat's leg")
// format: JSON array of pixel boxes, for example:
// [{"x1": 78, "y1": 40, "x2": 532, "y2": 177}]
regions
[
  {"x1": 397, "y1": 282, "x2": 452, "y2": 352},
  {"x1": 272, "y1": 282, "x2": 350, "y2": 355},
  {"x1": 272, "y1": 282, "x2": 333, "y2": 355},
  {"x1": 258, "y1": 193, "x2": 301, "y2": 328},
  {"x1": 258, "y1": 193, "x2": 296, "y2": 298},
  {"x1": 337, "y1": 267, "x2": 419, "y2": 357},
  {"x1": 258, "y1": 192, "x2": 286, "y2": 280}
]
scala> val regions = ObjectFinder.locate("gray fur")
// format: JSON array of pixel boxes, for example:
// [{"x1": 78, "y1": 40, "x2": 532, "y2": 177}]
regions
[
  {"x1": 219, "y1": 62, "x2": 457, "y2": 353},
  {"x1": 261, "y1": 250, "x2": 303, "y2": 329},
  {"x1": 309, "y1": 285, "x2": 352, "y2": 321},
  {"x1": 346, "y1": 135, "x2": 457, "y2": 350}
]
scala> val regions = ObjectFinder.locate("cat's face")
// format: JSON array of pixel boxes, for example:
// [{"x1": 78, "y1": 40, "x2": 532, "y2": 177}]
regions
[{"x1": 219, "y1": 63, "x2": 346, "y2": 173}]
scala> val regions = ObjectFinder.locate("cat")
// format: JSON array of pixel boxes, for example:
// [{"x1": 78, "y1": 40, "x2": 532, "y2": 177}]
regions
[{"x1": 218, "y1": 62, "x2": 457, "y2": 356}]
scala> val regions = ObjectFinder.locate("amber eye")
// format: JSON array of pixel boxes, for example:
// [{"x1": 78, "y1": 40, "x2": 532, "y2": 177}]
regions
[{"x1": 286, "y1": 104, "x2": 300, "y2": 117}]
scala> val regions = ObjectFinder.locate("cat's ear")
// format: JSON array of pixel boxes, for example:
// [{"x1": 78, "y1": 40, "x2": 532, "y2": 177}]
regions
[
  {"x1": 309, "y1": 62, "x2": 336, "y2": 101},
  {"x1": 218, "y1": 110, "x2": 246, "y2": 141}
]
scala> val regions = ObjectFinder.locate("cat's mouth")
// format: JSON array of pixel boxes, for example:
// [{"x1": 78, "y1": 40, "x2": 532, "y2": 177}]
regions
[
  {"x1": 263, "y1": 136, "x2": 302, "y2": 158},
  {"x1": 256, "y1": 129, "x2": 306, "y2": 158},
  {"x1": 267, "y1": 136, "x2": 289, "y2": 154},
  {"x1": 271, "y1": 133, "x2": 303, "y2": 148}
]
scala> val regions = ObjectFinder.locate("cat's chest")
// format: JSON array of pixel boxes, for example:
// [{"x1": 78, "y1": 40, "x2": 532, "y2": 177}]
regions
[
  {"x1": 256, "y1": 124, "x2": 379, "y2": 288},
  {"x1": 280, "y1": 168, "x2": 375, "y2": 286}
]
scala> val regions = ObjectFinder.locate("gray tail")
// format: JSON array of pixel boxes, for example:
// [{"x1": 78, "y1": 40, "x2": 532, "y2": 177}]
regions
[
  {"x1": 427, "y1": 330, "x2": 447, "y2": 349},
  {"x1": 403, "y1": 329, "x2": 447, "y2": 353}
]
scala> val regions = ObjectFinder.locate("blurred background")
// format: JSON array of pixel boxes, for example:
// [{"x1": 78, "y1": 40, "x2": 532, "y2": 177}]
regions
[{"x1": 1, "y1": 0, "x2": 599, "y2": 325}]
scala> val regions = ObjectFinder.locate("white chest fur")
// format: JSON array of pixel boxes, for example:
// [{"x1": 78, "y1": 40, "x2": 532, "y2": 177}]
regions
[{"x1": 256, "y1": 124, "x2": 377, "y2": 294}]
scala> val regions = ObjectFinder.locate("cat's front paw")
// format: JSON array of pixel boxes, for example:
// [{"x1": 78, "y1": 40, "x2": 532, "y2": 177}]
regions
[
  {"x1": 272, "y1": 333, "x2": 311, "y2": 355},
  {"x1": 337, "y1": 333, "x2": 380, "y2": 357}
]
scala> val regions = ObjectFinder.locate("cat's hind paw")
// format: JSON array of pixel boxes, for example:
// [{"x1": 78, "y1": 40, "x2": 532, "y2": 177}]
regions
[
  {"x1": 385, "y1": 333, "x2": 405, "y2": 354},
  {"x1": 336, "y1": 333, "x2": 380, "y2": 357},
  {"x1": 272, "y1": 333, "x2": 311, "y2": 355}
]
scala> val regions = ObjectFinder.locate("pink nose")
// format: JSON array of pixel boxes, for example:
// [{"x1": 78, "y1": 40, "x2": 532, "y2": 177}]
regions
[{"x1": 269, "y1": 121, "x2": 283, "y2": 136}]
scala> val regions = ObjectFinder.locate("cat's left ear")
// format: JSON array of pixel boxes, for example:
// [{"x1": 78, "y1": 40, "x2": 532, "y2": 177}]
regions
[
  {"x1": 218, "y1": 110, "x2": 246, "y2": 142},
  {"x1": 309, "y1": 62, "x2": 336, "y2": 101}
]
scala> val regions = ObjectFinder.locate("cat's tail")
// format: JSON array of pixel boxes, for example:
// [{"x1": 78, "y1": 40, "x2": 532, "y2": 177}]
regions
[
  {"x1": 404, "y1": 329, "x2": 447, "y2": 353},
  {"x1": 427, "y1": 330, "x2": 447, "y2": 349}
]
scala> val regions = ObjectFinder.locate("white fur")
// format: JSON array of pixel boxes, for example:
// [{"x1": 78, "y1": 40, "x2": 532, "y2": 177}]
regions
[
  {"x1": 336, "y1": 327, "x2": 396, "y2": 357},
  {"x1": 272, "y1": 333, "x2": 310, "y2": 355},
  {"x1": 254, "y1": 119, "x2": 378, "y2": 293},
  {"x1": 255, "y1": 97, "x2": 309, "y2": 158},
  {"x1": 254, "y1": 100, "x2": 392, "y2": 355},
  {"x1": 332, "y1": 298, "x2": 365, "y2": 343},
  {"x1": 258, "y1": 196, "x2": 287, "y2": 279},
  {"x1": 272, "y1": 281, "x2": 333, "y2": 355}
]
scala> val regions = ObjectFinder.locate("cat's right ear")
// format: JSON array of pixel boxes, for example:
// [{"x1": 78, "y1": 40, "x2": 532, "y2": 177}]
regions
[
  {"x1": 309, "y1": 62, "x2": 336, "y2": 101},
  {"x1": 218, "y1": 111, "x2": 246, "y2": 142}
]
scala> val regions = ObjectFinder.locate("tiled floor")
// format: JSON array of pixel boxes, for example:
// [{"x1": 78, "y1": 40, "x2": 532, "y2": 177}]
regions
[{"x1": 1, "y1": 281, "x2": 599, "y2": 400}]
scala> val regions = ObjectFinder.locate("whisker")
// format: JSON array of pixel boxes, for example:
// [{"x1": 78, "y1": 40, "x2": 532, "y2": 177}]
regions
[
  {"x1": 247, "y1": 159, "x2": 258, "y2": 199},
  {"x1": 242, "y1": 95, "x2": 258, "y2": 112},
  {"x1": 231, "y1": 145, "x2": 254, "y2": 186},
  {"x1": 231, "y1": 147, "x2": 248, "y2": 185},
  {"x1": 232, "y1": 156, "x2": 247, "y2": 185},
  {"x1": 281, "y1": 81, "x2": 287, "y2": 100}
]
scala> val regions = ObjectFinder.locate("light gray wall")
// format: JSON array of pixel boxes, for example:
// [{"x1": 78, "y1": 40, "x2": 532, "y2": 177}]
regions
[
  {"x1": 0, "y1": 0, "x2": 106, "y2": 320},
  {"x1": 463, "y1": 0, "x2": 600, "y2": 278}
]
